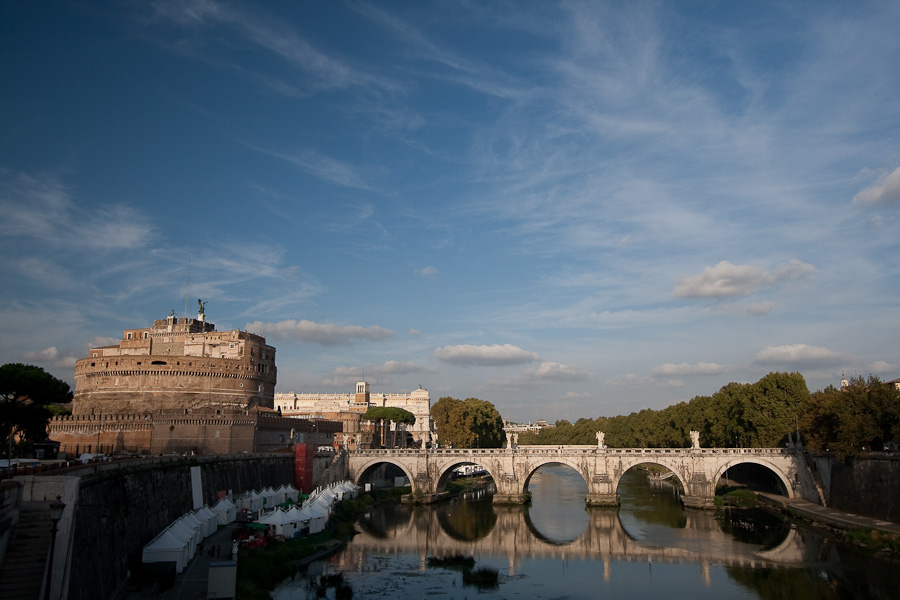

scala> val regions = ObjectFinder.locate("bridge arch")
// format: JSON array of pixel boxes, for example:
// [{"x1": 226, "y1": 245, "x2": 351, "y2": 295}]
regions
[
  {"x1": 610, "y1": 458, "x2": 690, "y2": 496},
  {"x1": 713, "y1": 457, "x2": 794, "y2": 497},
  {"x1": 520, "y1": 457, "x2": 591, "y2": 495},
  {"x1": 351, "y1": 457, "x2": 418, "y2": 493},
  {"x1": 433, "y1": 460, "x2": 502, "y2": 495}
]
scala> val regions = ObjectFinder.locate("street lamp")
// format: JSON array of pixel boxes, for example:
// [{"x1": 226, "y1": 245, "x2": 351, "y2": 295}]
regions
[{"x1": 44, "y1": 495, "x2": 66, "y2": 600}]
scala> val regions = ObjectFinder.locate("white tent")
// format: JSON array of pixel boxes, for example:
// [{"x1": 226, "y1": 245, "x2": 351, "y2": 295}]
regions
[
  {"x1": 248, "y1": 490, "x2": 264, "y2": 512},
  {"x1": 337, "y1": 481, "x2": 358, "y2": 498},
  {"x1": 286, "y1": 505, "x2": 307, "y2": 528},
  {"x1": 179, "y1": 513, "x2": 205, "y2": 543},
  {"x1": 194, "y1": 506, "x2": 218, "y2": 537},
  {"x1": 278, "y1": 484, "x2": 300, "y2": 503},
  {"x1": 268, "y1": 485, "x2": 286, "y2": 506},
  {"x1": 211, "y1": 497, "x2": 237, "y2": 524},
  {"x1": 142, "y1": 528, "x2": 189, "y2": 573},
  {"x1": 165, "y1": 521, "x2": 197, "y2": 558},
  {"x1": 298, "y1": 503, "x2": 328, "y2": 534},
  {"x1": 237, "y1": 491, "x2": 253, "y2": 512},
  {"x1": 311, "y1": 494, "x2": 334, "y2": 514},
  {"x1": 258, "y1": 508, "x2": 300, "y2": 538},
  {"x1": 260, "y1": 487, "x2": 277, "y2": 509}
]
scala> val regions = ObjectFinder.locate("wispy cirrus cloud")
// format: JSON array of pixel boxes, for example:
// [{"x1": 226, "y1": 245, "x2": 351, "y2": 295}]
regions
[
  {"x1": 150, "y1": 0, "x2": 397, "y2": 94},
  {"x1": 649, "y1": 362, "x2": 724, "y2": 377},
  {"x1": 434, "y1": 343, "x2": 540, "y2": 366},
  {"x1": 245, "y1": 319, "x2": 393, "y2": 345},
  {"x1": 0, "y1": 173, "x2": 155, "y2": 251},
  {"x1": 852, "y1": 165, "x2": 900, "y2": 208}
]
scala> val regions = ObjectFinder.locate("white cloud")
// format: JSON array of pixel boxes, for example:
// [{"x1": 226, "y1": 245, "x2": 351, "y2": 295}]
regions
[
  {"x1": 754, "y1": 344, "x2": 847, "y2": 369},
  {"x1": 415, "y1": 266, "x2": 437, "y2": 276},
  {"x1": 245, "y1": 319, "x2": 393, "y2": 345},
  {"x1": 20, "y1": 346, "x2": 79, "y2": 368},
  {"x1": 852, "y1": 165, "x2": 900, "y2": 207},
  {"x1": 409, "y1": 329, "x2": 421, "y2": 336},
  {"x1": 674, "y1": 259, "x2": 816, "y2": 299},
  {"x1": 22, "y1": 346, "x2": 60, "y2": 362},
  {"x1": 434, "y1": 343, "x2": 540, "y2": 366},
  {"x1": 774, "y1": 259, "x2": 817, "y2": 281},
  {"x1": 524, "y1": 361, "x2": 594, "y2": 381},
  {"x1": 649, "y1": 362, "x2": 723, "y2": 377},
  {"x1": 674, "y1": 261, "x2": 774, "y2": 298},
  {"x1": 870, "y1": 360, "x2": 900, "y2": 374}
]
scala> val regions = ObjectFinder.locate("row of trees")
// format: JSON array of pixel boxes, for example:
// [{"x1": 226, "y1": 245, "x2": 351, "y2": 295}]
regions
[
  {"x1": 518, "y1": 372, "x2": 900, "y2": 458},
  {"x1": 1, "y1": 363, "x2": 72, "y2": 458},
  {"x1": 431, "y1": 396, "x2": 504, "y2": 448},
  {"x1": 804, "y1": 375, "x2": 900, "y2": 457}
]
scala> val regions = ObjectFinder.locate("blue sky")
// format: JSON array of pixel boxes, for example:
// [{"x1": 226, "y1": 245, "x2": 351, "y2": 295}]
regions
[{"x1": 2, "y1": 1, "x2": 898, "y2": 424}]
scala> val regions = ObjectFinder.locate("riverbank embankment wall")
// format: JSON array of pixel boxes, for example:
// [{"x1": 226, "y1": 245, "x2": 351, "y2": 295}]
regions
[
  {"x1": 13, "y1": 451, "x2": 348, "y2": 600},
  {"x1": 811, "y1": 453, "x2": 900, "y2": 523}
]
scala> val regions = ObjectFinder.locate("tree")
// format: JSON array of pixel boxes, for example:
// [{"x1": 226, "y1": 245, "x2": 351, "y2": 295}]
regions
[
  {"x1": 362, "y1": 406, "x2": 415, "y2": 448},
  {"x1": 431, "y1": 396, "x2": 504, "y2": 448},
  {"x1": 803, "y1": 375, "x2": 900, "y2": 458},
  {"x1": 0, "y1": 363, "x2": 73, "y2": 458}
]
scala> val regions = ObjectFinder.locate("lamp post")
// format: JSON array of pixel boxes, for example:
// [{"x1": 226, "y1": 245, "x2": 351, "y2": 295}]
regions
[{"x1": 44, "y1": 495, "x2": 66, "y2": 600}]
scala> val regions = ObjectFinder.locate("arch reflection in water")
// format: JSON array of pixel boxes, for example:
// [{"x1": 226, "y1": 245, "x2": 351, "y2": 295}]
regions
[
  {"x1": 524, "y1": 463, "x2": 589, "y2": 543},
  {"x1": 275, "y1": 464, "x2": 900, "y2": 600}
]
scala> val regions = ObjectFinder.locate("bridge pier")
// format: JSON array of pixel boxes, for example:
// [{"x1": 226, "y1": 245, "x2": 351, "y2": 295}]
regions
[
  {"x1": 493, "y1": 492, "x2": 531, "y2": 505},
  {"x1": 586, "y1": 493, "x2": 619, "y2": 508},
  {"x1": 682, "y1": 495, "x2": 715, "y2": 509}
]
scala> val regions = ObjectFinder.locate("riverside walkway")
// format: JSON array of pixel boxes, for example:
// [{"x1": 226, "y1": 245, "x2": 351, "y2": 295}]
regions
[{"x1": 758, "y1": 493, "x2": 900, "y2": 536}]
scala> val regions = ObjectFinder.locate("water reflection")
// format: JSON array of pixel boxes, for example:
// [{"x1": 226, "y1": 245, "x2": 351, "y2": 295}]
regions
[
  {"x1": 272, "y1": 464, "x2": 900, "y2": 600},
  {"x1": 524, "y1": 463, "x2": 590, "y2": 543}
]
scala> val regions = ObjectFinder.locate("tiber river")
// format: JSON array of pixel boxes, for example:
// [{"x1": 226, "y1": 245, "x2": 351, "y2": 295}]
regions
[{"x1": 272, "y1": 465, "x2": 899, "y2": 599}]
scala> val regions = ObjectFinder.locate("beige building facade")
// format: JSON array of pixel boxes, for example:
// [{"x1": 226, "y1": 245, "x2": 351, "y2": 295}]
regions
[{"x1": 274, "y1": 382, "x2": 432, "y2": 447}]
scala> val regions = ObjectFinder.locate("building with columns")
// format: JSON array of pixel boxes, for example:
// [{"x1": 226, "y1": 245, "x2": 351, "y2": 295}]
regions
[{"x1": 274, "y1": 382, "x2": 432, "y2": 448}]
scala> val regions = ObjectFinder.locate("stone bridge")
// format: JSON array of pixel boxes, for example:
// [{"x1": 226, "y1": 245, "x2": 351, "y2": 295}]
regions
[{"x1": 348, "y1": 445, "x2": 823, "y2": 508}]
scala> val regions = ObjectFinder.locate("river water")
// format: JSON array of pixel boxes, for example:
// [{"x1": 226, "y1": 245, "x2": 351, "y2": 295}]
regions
[{"x1": 272, "y1": 465, "x2": 900, "y2": 599}]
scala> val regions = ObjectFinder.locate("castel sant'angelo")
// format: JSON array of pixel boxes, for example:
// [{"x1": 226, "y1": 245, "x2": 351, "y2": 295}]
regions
[{"x1": 48, "y1": 303, "x2": 340, "y2": 455}]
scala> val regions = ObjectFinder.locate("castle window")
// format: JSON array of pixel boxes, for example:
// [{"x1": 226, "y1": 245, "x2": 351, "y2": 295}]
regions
[
  {"x1": 143, "y1": 332, "x2": 148, "y2": 339},
  {"x1": 126, "y1": 333, "x2": 132, "y2": 340}
]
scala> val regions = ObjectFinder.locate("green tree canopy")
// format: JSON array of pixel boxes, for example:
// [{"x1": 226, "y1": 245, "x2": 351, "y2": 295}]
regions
[
  {"x1": 518, "y1": 371, "x2": 811, "y2": 449},
  {"x1": 432, "y1": 396, "x2": 504, "y2": 448},
  {"x1": 362, "y1": 406, "x2": 416, "y2": 425},
  {"x1": 802, "y1": 375, "x2": 900, "y2": 458},
  {"x1": 1, "y1": 363, "x2": 73, "y2": 458}
]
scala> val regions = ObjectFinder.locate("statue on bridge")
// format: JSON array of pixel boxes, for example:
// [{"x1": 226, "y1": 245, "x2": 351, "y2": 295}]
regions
[
  {"x1": 690, "y1": 430, "x2": 700, "y2": 449},
  {"x1": 596, "y1": 431, "x2": 606, "y2": 449}
]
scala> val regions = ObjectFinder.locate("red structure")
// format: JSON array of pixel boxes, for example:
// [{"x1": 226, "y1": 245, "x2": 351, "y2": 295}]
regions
[{"x1": 294, "y1": 443, "x2": 316, "y2": 493}]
